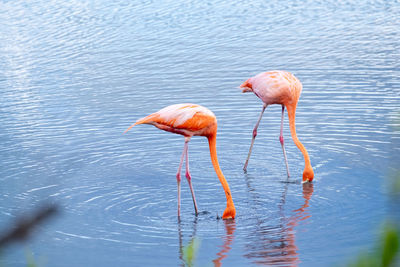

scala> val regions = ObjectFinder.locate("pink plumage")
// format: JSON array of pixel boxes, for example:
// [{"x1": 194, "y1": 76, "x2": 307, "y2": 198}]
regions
[
  {"x1": 240, "y1": 70, "x2": 314, "y2": 183},
  {"x1": 124, "y1": 104, "x2": 236, "y2": 219}
]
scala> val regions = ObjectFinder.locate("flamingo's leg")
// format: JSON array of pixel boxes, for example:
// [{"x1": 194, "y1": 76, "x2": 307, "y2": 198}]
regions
[
  {"x1": 176, "y1": 140, "x2": 187, "y2": 217},
  {"x1": 244, "y1": 103, "x2": 267, "y2": 172},
  {"x1": 280, "y1": 105, "x2": 290, "y2": 177},
  {"x1": 184, "y1": 138, "x2": 198, "y2": 215}
]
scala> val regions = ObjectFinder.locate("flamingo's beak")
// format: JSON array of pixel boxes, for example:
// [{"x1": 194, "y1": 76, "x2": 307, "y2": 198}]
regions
[
  {"x1": 240, "y1": 80, "x2": 253, "y2": 93},
  {"x1": 302, "y1": 168, "x2": 314, "y2": 183}
]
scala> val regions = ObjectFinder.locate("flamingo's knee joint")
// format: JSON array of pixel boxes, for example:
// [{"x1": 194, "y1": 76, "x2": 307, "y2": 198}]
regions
[
  {"x1": 279, "y1": 136, "x2": 284, "y2": 145},
  {"x1": 253, "y1": 129, "x2": 257, "y2": 138}
]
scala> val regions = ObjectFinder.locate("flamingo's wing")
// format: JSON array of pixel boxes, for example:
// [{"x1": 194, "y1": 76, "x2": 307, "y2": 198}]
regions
[{"x1": 124, "y1": 104, "x2": 216, "y2": 134}]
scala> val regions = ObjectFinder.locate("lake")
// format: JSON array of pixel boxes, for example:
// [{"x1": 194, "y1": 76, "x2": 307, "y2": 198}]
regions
[{"x1": 1, "y1": 0, "x2": 399, "y2": 266}]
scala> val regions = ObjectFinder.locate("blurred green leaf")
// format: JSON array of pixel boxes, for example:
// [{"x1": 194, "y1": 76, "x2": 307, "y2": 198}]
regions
[
  {"x1": 348, "y1": 223, "x2": 399, "y2": 267},
  {"x1": 25, "y1": 250, "x2": 37, "y2": 267},
  {"x1": 182, "y1": 238, "x2": 201, "y2": 267},
  {"x1": 381, "y1": 224, "x2": 399, "y2": 267}
]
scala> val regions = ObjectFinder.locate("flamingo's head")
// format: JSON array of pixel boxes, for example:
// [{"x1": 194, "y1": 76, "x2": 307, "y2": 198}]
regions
[
  {"x1": 240, "y1": 78, "x2": 253, "y2": 93},
  {"x1": 222, "y1": 205, "x2": 236, "y2": 220},
  {"x1": 302, "y1": 167, "x2": 314, "y2": 183}
]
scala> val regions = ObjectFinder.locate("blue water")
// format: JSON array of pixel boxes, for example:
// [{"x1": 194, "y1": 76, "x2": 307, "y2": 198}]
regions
[{"x1": 1, "y1": 0, "x2": 399, "y2": 266}]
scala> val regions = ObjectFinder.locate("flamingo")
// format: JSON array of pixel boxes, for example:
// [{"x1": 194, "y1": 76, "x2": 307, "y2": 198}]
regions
[
  {"x1": 240, "y1": 71, "x2": 314, "y2": 183},
  {"x1": 124, "y1": 104, "x2": 236, "y2": 219}
]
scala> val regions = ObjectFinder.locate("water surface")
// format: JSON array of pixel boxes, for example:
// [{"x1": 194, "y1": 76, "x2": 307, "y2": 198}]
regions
[{"x1": 1, "y1": 0, "x2": 399, "y2": 266}]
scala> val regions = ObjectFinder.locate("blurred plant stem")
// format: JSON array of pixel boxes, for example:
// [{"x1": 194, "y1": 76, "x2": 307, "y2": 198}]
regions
[{"x1": 0, "y1": 204, "x2": 58, "y2": 250}]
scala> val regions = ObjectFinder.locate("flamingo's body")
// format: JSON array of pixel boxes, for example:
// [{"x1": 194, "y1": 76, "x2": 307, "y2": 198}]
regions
[
  {"x1": 240, "y1": 71, "x2": 314, "y2": 183},
  {"x1": 124, "y1": 104, "x2": 236, "y2": 219}
]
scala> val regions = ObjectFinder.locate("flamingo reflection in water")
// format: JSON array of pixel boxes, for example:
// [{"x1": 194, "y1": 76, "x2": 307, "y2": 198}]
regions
[
  {"x1": 212, "y1": 220, "x2": 236, "y2": 267},
  {"x1": 244, "y1": 176, "x2": 314, "y2": 266},
  {"x1": 178, "y1": 218, "x2": 236, "y2": 267},
  {"x1": 178, "y1": 218, "x2": 200, "y2": 267}
]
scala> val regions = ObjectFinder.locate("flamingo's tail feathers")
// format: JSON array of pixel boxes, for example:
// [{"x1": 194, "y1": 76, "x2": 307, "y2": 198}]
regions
[
  {"x1": 123, "y1": 122, "x2": 138, "y2": 134},
  {"x1": 123, "y1": 114, "x2": 158, "y2": 134}
]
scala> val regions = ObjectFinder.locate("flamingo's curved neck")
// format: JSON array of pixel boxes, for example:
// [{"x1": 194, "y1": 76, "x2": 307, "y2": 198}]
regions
[
  {"x1": 286, "y1": 105, "x2": 312, "y2": 169},
  {"x1": 207, "y1": 134, "x2": 234, "y2": 206}
]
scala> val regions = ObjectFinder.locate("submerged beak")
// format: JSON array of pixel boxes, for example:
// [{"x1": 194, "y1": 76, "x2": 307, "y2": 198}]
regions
[{"x1": 302, "y1": 175, "x2": 314, "y2": 184}]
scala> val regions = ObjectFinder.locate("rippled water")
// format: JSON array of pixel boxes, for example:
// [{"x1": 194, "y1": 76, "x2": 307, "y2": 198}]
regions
[{"x1": 1, "y1": 0, "x2": 399, "y2": 266}]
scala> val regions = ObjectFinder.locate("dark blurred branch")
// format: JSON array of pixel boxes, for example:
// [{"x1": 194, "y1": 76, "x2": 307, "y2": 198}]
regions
[{"x1": 0, "y1": 204, "x2": 59, "y2": 249}]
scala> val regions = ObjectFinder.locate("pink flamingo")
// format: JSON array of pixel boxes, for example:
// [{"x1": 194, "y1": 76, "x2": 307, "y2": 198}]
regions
[
  {"x1": 240, "y1": 71, "x2": 314, "y2": 183},
  {"x1": 124, "y1": 104, "x2": 236, "y2": 219}
]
